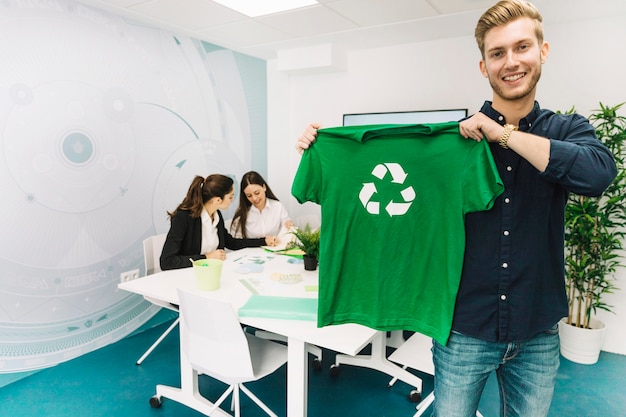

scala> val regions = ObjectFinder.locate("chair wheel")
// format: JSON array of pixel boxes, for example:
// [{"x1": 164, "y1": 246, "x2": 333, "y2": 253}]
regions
[
  {"x1": 149, "y1": 395, "x2": 162, "y2": 408},
  {"x1": 312, "y1": 358, "x2": 322, "y2": 371},
  {"x1": 408, "y1": 389, "x2": 422, "y2": 403},
  {"x1": 329, "y1": 364, "x2": 340, "y2": 377}
]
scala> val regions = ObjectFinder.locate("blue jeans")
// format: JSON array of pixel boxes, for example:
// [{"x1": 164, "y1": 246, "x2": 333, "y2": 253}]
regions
[{"x1": 431, "y1": 326, "x2": 560, "y2": 417}]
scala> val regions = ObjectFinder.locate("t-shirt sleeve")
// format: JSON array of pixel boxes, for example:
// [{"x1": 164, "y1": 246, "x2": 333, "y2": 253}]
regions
[
  {"x1": 462, "y1": 140, "x2": 504, "y2": 213},
  {"x1": 291, "y1": 146, "x2": 323, "y2": 204}
]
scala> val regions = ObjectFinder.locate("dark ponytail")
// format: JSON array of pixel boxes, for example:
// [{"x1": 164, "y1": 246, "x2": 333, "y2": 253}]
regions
[{"x1": 168, "y1": 174, "x2": 234, "y2": 219}]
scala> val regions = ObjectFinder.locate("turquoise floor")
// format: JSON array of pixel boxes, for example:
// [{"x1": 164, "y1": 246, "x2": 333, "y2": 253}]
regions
[{"x1": 1, "y1": 320, "x2": 624, "y2": 417}]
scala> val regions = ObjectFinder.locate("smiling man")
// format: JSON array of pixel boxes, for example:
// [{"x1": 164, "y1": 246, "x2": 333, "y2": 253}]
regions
[
  {"x1": 442, "y1": 1, "x2": 617, "y2": 416},
  {"x1": 294, "y1": 1, "x2": 617, "y2": 416}
]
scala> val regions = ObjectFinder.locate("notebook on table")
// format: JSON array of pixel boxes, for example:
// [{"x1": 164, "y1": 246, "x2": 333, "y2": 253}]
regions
[{"x1": 238, "y1": 295, "x2": 317, "y2": 321}]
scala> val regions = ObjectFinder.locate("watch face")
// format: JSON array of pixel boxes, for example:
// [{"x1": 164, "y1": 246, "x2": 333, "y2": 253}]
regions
[{"x1": 0, "y1": 3, "x2": 262, "y2": 372}]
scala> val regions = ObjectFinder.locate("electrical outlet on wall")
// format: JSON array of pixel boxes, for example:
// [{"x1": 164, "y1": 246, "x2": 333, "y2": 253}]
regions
[{"x1": 120, "y1": 269, "x2": 140, "y2": 283}]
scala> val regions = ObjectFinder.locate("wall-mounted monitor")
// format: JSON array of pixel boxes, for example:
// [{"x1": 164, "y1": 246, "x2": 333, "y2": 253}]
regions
[{"x1": 343, "y1": 109, "x2": 468, "y2": 126}]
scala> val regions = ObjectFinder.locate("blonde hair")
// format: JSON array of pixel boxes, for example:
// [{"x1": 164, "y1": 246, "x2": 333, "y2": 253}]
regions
[{"x1": 475, "y1": 0, "x2": 544, "y2": 58}]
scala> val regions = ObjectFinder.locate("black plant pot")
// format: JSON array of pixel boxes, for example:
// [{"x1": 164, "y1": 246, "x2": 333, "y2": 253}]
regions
[{"x1": 303, "y1": 255, "x2": 318, "y2": 271}]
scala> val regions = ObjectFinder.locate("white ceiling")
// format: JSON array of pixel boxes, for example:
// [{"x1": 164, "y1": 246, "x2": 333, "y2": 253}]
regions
[{"x1": 74, "y1": 0, "x2": 626, "y2": 60}]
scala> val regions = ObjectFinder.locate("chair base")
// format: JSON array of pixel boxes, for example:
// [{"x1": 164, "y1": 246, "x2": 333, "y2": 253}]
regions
[
  {"x1": 151, "y1": 381, "x2": 280, "y2": 417},
  {"x1": 151, "y1": 383, "x2": 231, "y2": 417},
  {"x1": 136, "y1": 317, "x2": 179, "y2": 365},
  {"x1": 332, "y1": 331, "x2": 424, "y2": 395}
]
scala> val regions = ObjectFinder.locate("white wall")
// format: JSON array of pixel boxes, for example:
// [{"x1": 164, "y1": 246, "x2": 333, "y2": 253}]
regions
[{"x1": 268, "y1": 13, "x2": 626, "y2": 354}]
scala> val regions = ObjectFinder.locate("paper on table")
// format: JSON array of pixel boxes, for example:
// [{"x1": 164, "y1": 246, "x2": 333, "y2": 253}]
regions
[{"x1": 261, "y1": 225, "x2": 298, "y2": 252}]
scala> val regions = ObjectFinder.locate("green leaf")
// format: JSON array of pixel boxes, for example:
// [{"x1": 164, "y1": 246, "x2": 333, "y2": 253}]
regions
[{"x1": 563, "y1": 102, "x2": 625, "y2": 327}]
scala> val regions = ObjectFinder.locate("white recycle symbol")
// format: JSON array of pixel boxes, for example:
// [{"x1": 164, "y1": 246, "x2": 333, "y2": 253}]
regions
[{"x1": 359, "y1": 162, "x2": 416, "y2": 216}]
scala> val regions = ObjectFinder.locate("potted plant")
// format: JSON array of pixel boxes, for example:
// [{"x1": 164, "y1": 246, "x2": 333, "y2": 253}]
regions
[
  {"x1": 289, "y1": 224, "x2": 320, "y2": 271},
  {"x1": 560, "y1": 102, "x2": 626, "y2": 364}
]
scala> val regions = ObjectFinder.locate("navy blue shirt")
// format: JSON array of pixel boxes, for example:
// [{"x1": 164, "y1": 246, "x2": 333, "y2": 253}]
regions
[{"x1": 452, "y1": 101, "x2": 617, "y2": 343}]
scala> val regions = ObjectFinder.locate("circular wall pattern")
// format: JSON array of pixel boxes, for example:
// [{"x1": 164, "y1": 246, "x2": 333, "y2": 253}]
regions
[{"x1": 0, "y1": 0, "x2": 263, "y2": 372}]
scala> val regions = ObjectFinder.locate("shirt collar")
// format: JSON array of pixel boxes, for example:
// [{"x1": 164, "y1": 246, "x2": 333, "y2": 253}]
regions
[
  {"x1": 201, "y1": 208, "x2": 219, "y2": 227},
  {"x1": 250, "y1": 198, "x2": 275, "y2": 214},
  {"x1": 479, "y1": 100, "x2": 541, "y2": 131}
]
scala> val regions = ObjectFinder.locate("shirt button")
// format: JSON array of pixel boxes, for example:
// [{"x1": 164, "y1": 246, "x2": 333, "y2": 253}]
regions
[
  {"x1": 506, "y1": 166, "x2": 512, "y2": 171},
  {"x1": 500, "y1": 294, "x2": 507, "y2": 301},
  {"x1": 504, "y1": 197, "x2": 510, "y2": 204},
  {"x1": 498, "y1": 115, "x2": 504, "y2": 121},
  {"x1": 504, "y1": 230, "x2": 509, "y2": 236},
  {"x1": 502, "y1": 262, "x2": 508, "y2": 268}
]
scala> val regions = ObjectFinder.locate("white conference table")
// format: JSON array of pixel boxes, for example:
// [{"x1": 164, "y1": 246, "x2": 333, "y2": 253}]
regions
[{"x1": 118, "y1": 247, "x2": 379, "y2": 417}]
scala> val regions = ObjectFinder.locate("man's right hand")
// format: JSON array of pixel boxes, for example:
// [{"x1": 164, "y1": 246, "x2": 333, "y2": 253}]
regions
[{"x1": 296, "y1": 123, "x2": 321, "y2": 154}]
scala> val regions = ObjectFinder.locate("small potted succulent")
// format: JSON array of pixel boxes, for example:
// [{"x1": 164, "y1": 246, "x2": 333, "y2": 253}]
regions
[{"x1": 289, "y1": 224, "x2": 320, "y2": 271}]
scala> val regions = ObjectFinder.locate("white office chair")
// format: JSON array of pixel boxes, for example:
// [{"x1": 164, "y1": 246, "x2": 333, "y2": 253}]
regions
[
  {"x1": 135, "y1": 233, "x2": 179, "y2": 365},
  {"x1": 387, "y1": 332, "x2": 483, "y2": 417},
  {"x1": 150, "y1": 289, "x2": 287, "y2": 417}
]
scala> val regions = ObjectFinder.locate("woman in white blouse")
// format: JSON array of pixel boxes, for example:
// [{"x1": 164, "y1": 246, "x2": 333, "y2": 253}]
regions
[
  {"x1": 230, "y1": 171, "x2": 294, "y2": 239},
  {"x1": 160, "y1": 174, "x2": 278, "y2": 270}
]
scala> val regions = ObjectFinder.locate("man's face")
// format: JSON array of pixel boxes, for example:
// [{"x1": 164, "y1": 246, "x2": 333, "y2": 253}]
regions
[{"x1": 480, "y1": 17, "x2": 549, "y2": 102}]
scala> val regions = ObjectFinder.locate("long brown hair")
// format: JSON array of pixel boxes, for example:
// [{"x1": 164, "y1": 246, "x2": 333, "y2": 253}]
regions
[
  {"x1": 231, "y1": 171, "x2": 279, "y2": 238},
  {"x1": 167, "y1": 174, "x2": 234, "y2": 219}
]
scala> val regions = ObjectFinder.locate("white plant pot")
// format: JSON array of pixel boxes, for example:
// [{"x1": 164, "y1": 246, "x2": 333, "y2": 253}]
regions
[{"x1": 558, "y1": 317, "x2": 606, "y2": 365}]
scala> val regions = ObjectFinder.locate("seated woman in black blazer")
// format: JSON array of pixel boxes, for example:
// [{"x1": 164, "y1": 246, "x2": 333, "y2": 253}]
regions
[{"x1": 160, "y1": 174, "x2": 279, "y2": 270}]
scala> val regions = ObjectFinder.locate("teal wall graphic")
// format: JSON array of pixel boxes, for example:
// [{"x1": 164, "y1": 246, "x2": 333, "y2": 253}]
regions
[{"x1": 0, "y1": 0, "x2": 267, "y2": 373}]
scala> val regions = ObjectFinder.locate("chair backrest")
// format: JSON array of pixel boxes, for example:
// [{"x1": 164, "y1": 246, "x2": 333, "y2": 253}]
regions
[
  {"x1": 143, "y1": 234, "x2": 167, "y2": 276},
  {"x1": 388, "y1": 331, "x2": 435, "y2": 376},
  {"x1": 177, "y1": 289, "x2": 254, "y2": 380}
]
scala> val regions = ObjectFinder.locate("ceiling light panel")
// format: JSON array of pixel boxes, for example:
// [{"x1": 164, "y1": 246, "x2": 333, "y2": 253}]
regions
[{"x1": 213, "y1": 0, "x2": 318, "y2": 17}]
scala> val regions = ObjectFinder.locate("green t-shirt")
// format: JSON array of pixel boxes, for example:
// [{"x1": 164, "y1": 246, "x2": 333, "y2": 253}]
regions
[{"x1": 291, "y1": 122, "x2": 504, "y2": 344}]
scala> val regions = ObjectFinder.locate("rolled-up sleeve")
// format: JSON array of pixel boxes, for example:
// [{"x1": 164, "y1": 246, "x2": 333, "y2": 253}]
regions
[{"x1": 541, "y1": 114, "x2": 617, "y2": 196}]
